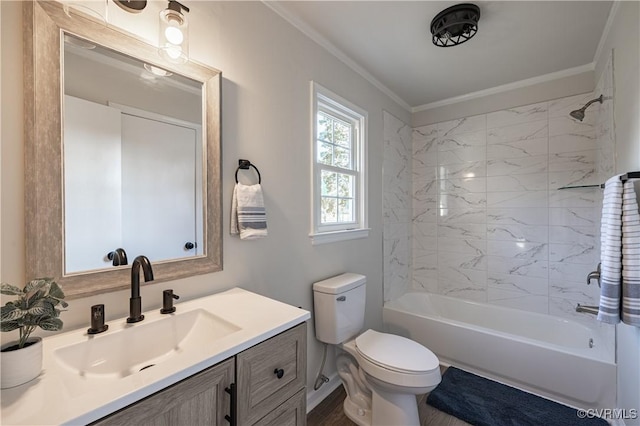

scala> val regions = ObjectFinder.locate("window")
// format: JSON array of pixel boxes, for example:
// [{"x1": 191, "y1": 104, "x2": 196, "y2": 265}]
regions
[{"x1": 310, "y1": 82, "x2": 368, "y2": 245}]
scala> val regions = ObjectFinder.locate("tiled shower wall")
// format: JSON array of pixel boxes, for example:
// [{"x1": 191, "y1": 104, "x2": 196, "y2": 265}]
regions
[
  {"x1": 383, "y1": 111, "x2": 413, "y2": 302},
  {"x1": 383, "y1": 56, "x2": 616, "y2": 328},
  {"x1": 411, "y1": 93, "x2": 606, "y2": 319}
]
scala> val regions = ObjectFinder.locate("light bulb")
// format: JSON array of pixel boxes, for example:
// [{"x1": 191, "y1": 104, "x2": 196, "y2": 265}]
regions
[
  {"x1": 165, "y1": 46, "x2": 183, "y2": 60},
  {"x1": 164, "y1": 26, "x2": 183, "y2": 45},
  {"x1": 158, "y1": 2, "x2": 189, "y2": 64}
]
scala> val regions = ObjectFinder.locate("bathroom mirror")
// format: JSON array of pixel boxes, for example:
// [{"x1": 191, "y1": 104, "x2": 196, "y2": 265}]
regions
[
  {"x1": 24, "y1": 1, "x2": 222, "y2": 298},
  {"x1": 63, "y1": 34, "x2": 204, "y2": 274}
]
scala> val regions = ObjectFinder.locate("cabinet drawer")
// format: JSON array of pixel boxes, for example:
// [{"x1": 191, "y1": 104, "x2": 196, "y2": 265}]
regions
[
  {"x1": 237, "y1": 323, "x2": 307, "y2": 425},
  {"x1": 252, "y1": 389, "x2": 306, "y2": 426}
]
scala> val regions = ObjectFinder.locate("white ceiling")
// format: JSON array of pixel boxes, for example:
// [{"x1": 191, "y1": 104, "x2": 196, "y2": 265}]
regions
[{"x1": 268, "y1": 1, "x2": 613, "y2": 110}]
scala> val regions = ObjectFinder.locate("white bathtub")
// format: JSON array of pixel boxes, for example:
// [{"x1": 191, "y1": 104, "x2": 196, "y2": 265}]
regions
[{"x1": 383, "y1": 292, "x2": 616, "y2": 410}]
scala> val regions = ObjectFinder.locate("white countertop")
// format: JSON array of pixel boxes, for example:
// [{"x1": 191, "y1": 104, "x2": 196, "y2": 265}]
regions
[{"x1": 0, "y1": 288, "x2": 310, "y2": 425}]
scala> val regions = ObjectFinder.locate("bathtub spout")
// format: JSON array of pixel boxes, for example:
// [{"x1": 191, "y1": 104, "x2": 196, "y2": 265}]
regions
[{"x1": 575, "y1": 304, "x2": 599, "y2": 315}]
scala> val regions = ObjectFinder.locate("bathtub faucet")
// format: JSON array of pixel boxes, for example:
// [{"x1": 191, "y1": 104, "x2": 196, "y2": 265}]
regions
[{"x1": 575, "y1": 304, "x2": 599, "y2": 316}]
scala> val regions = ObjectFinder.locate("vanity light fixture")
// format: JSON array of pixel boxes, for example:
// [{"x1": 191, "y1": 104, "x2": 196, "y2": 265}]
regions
[{"x1": 159, "y1": 0, "x2": 190, "y2": 64}]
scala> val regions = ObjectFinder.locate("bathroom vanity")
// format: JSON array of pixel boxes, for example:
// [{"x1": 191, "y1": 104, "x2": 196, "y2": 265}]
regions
[{"x1": 0, "y1": 288, "x2": 310, "y2": 425}]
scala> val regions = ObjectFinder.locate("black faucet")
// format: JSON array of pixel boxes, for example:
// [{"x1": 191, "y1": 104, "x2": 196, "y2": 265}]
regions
[
  {"x1": 107, "y1": 248, "x2": 128, "y2": 266},
  {"x1": 127, "y1": 255, "x2": 154, "y2": 323},
  {"x1": 160, "y1": 289, "x2": 180, "y2": 314},
  {"x1": 87, "y1": 304, "x2": 108, "y2": 334}
]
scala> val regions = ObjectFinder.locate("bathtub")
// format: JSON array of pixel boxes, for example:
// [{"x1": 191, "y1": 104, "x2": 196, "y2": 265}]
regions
[{"x1": 383, "y1": 292, "x2": 616, "y2": 410}]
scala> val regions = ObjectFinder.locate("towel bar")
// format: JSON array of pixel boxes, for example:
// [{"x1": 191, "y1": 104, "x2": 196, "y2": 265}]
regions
[
  {"x1": 235, "y1": 159, "x2": 261, "y2": 184},
  {"x1": 558, "y1": 171, "x2": 639, "y2": 190}
]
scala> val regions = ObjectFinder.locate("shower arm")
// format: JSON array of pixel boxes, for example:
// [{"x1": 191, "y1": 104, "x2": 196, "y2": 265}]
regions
[{"x1": 580, "y1": 95, "x2": 604, "y2": 111}]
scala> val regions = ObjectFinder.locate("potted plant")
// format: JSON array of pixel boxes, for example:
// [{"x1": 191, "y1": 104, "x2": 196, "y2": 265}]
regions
[{"x1": 0, "y1": 278, "x2": 67, "y2": 388}]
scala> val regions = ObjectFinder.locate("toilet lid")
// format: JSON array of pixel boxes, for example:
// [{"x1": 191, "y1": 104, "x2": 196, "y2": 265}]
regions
[{"x1": 355, "y1": 329, "x2": 439, "y2": 374}]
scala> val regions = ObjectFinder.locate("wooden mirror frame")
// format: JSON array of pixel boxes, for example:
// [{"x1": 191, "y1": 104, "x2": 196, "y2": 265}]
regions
[{"x1": 24, "y1": 1, "x2": 222, "y2": 299}]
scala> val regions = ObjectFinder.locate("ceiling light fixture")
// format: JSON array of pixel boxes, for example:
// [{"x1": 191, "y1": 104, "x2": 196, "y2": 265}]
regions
[
  {"x1": 159, "y1": 0, "x2": 190, "y2": 64},
  {"x1": 113, "y1": 0, "x2": 147, "y2": 13},
  {"x1": 430, "y1": 3, "x2": 480, "y2": 48}
]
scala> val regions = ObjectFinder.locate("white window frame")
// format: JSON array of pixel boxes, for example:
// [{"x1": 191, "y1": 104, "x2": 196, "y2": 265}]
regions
[{"x1": 310, "y1": 82, "x2": 369, "y2": 245}]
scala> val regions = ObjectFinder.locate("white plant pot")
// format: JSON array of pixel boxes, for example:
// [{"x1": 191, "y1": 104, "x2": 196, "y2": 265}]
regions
[{"x1": 1, "y1": 337, "x2": 43, "y2": 389}]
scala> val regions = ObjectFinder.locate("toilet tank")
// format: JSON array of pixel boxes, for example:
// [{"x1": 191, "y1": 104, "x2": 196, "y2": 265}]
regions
[{"x1": 312, "y1": 273, "x2": 366, "y2": 344}]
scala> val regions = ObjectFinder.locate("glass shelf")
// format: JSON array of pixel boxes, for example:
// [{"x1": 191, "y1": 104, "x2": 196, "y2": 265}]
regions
[{"x1": 557, "y1": 184, "x2": 603, "y2": 190}]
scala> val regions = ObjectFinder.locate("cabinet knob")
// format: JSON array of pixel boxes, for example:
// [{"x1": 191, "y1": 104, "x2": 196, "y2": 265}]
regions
[
  {"x1": 184, "y1": 242, "x2": 195, "y2": 250},
  {"x1": 274, "y1": 368, "x2": 284, "y2": 379}
]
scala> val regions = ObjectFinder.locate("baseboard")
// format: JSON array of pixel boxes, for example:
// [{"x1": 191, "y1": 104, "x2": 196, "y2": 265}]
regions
[{"x1": 306, "y1": 373, "x2": 342, "y2": 413}]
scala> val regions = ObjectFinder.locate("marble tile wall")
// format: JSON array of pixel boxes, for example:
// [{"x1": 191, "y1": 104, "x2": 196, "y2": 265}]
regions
[
  {"x1": 383, "y1": 111, "x2": 412, "y2": 302},
  {"x1": 410, "y1": 92, "x2": 610, "y2": 322}
]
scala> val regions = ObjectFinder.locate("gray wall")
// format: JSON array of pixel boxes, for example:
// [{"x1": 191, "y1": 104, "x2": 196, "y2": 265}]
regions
[{"x1": 0, "y1": 0, "x2": 410, "y2": 404}]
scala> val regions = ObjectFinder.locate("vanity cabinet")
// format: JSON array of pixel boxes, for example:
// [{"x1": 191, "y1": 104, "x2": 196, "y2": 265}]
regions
[
  {"x1": 93, "y1": 358, "x2": 234, "y2": 426},
  {"x1": 92, "y1": 323, "x2": 307, "y2": 426}
]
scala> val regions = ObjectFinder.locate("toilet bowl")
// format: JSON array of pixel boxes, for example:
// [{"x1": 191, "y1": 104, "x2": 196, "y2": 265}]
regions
[
  {"x1": 339, "y1": 330, "x2": 440, "y2": 425},
  {"x1": 312, "y1": 273, "x2": 441, "y2": 426}
]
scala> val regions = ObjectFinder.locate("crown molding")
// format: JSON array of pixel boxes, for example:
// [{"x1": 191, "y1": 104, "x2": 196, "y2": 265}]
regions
[
  {"x1": 593, "y1": 0, "x2": 620, "y2": 66},
  {"x1": 412, "y1": 63, "x2": 595, "y2": 113}
]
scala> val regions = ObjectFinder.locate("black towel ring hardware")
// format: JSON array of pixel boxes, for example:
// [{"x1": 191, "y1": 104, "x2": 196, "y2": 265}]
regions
[{"x1": 235, "y1": 159, "x2": 261, "y2": 184}]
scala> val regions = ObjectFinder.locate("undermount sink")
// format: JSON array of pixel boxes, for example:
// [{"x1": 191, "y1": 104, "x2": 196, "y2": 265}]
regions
[{"x1": 53, "y1": 309, "x2": 241, "y2": 379}]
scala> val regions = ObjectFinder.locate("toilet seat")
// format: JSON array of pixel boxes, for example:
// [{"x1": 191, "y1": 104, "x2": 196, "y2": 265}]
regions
[
  {"x1": 353, "y1": 330, "x2": 441, "y2": 388},
  {"x1": 356, "y1": 330, "x2": 439, "y2": 374}
]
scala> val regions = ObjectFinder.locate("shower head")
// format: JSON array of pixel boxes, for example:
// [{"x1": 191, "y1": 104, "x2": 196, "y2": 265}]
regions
[
  {"x1": 569, "y1": 109, "x2": 585, "y2": 121},
  {"x1": 569, "y1": 95, "x2": 603, "y2": 122}
]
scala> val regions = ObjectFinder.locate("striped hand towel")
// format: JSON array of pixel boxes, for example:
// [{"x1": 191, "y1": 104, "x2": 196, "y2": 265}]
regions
[
  {"x1": 231, "y1": 183, "x2": 267, "y2": 240},
  {"x1": 621, "y1": 180, "x2": 640, "y2": 327},
  {"x1": 597, "y1": 175, "x2": 623, "y2": 324}
]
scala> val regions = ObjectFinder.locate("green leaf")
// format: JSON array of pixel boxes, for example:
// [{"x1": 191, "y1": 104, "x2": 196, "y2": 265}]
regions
[
  {"x1": 28, "y1": 304, "x2": 50, "y2": 316},
  {"x1": 38, "y1": 317, "x2": 63, "y2": 331},
  {"x1": 0, "y1": 283, "x2": 24, "y2": 296},
  {"x1": 24, "y1": 278, "x2": 49, "y2": 294},
  {"x1": 0, "y1": 320, "x2": 20, "y2": 332},
  {"x1": 48, "y1": 281, "x2": 65, "y2": 300},
  {"x1": 1, "y1": 305, "x2": 26, "y2": 322}
]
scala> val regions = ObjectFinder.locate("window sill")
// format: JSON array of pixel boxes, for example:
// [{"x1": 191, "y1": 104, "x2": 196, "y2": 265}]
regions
[{"x1": 309, "y1": 228, "x2": 370, "y2": 245}]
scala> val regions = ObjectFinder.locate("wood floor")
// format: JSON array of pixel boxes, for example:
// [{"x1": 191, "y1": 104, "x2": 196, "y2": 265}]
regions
[{"x1": 307, "y1": 384, "x2": 471, "y2": 426}]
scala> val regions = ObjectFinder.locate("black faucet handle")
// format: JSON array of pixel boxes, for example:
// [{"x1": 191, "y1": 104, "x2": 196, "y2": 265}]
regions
[
  {"x1": 88, "y1": 304, "x2": 109, "y2": 334},
  {"x1": 160, "y1": 289, "x2": 180, "y2": 314}
]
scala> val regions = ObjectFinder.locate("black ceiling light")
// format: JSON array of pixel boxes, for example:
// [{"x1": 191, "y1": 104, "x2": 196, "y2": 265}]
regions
[
  {"x1": 430, "y1": 3, "x2": 480, "y2": 47},
  {"x1": 113, "y1": 0, "x2": 147, "y2": 13}
]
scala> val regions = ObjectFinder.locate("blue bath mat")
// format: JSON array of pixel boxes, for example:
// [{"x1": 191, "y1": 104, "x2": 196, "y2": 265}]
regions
[{"x1": 427, "y1": 367, "x2": 607, "y2": 426}]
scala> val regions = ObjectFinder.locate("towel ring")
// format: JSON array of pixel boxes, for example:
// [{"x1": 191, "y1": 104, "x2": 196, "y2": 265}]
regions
[{"x1": 235, "y1": 159, "x2": 261, "y2": 184}]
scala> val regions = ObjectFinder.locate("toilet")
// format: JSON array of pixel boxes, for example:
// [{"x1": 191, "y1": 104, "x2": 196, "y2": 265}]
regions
[{"x1": 313, "y1": 273, "x2": 441, "y2": 426}]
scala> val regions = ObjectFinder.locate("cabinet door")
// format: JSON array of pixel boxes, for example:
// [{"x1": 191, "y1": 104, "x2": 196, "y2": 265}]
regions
[
  {"x1": 236, "y1": 323, "x2": 307, "y2": 425},
  {"x1": 93, "y1": 358, "x2": 234, "y2": 426},
  {"x1": 252, "y1": 389, "x2": 307, "y2": 426}
]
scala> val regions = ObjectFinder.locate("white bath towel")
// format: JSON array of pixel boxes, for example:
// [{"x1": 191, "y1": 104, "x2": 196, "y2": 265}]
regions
[
  {"x1": 231, "y1": 183, "x2": 267, "y2": 240},
  {"x1": 621, "y1": 180, "x2": 640, "y2": 327},
  {"x1": 597, "y1": 175, "x2": 623, "y2": 324}
]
